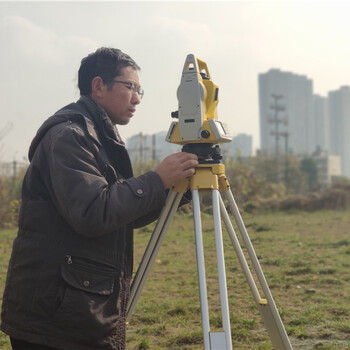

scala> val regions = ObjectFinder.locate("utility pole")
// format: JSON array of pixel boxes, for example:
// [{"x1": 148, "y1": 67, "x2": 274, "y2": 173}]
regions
[
  {"x1": 270, "y1": 94, "x2": 288, "y2": 183},
  {"x1": 12, "y1": 160, "x2": 17, "y2": 182},
  {"x1": 269, "y1": 94, "x2": 285, "y2": 158},
  {"x1": 280, "y1": 131, "x2": 290, "y2": 188},
  {"x1": 152, "y1": 134, "x2": 156, "y2": 162}
]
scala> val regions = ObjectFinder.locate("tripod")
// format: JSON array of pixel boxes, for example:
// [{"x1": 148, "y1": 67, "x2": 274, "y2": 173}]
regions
[{"x1": 126, "y1": 162, "x2": 293, "y2": 350}]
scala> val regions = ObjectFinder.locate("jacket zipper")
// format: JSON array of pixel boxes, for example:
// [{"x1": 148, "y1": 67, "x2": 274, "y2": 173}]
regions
[{"x1": 65, "y1": 255, "x2": 115, "y2": 273}]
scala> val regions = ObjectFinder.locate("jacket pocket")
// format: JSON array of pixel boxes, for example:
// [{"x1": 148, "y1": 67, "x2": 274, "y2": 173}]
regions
[
  {"x1": 53, "y1": 255, "x2": 121, "y2": 342},
  {"x1": 62, "y1": 255, "x2": 115, "y2": 295}
]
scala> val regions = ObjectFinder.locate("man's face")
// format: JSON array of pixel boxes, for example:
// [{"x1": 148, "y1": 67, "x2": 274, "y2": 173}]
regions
[{"x1": 97, "y1": 66, "x2": 141, "y2": 125}]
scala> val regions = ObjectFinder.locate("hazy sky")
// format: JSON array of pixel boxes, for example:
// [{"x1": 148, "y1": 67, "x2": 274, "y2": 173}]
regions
[{"x1": 1, "y1": 0, "x2": 350, "y2": 162}]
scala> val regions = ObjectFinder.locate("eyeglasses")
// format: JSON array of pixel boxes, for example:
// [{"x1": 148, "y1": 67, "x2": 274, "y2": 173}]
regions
[{"x1": 113, "y1": 80, "x2": 144, "y2": 99}]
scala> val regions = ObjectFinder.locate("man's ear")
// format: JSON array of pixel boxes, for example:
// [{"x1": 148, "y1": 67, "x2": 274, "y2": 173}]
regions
[{"x1": 91, "y1": 76, "x2": 105, "y2": 99}]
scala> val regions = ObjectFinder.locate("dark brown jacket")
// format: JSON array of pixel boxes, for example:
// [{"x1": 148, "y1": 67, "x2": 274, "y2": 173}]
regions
[{"x1": 1, "y1": 97, "x2": 166, "y2": 349}]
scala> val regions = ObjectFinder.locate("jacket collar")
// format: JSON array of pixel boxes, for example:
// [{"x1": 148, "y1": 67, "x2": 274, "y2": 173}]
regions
[
  {"x1": 77, "y1": 96, "x2": 133, "y2": 179},
  {"x1": 28, "y1": 96, "x2": 124, "y2": 161},
  {"x1": 28, "y1": 95, "x2": 133, "y2": 178},
  {"x1": 77, "y1": 96, "x2": 125, "y2": 146}
]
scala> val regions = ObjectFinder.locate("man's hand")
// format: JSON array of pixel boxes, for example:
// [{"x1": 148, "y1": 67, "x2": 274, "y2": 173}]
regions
[{"x1": 155, "y1": 152, "x2": 199, "y2": 189}]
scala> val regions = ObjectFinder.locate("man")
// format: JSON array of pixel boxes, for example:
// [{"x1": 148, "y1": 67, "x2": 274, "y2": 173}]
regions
[{"x1": 1, "y1": 47, "x2": 198, "y2": 350}]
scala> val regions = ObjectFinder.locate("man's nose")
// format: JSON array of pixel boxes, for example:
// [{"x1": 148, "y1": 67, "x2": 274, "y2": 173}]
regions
[{"x1": 132, "y1": 92, "x2": 141, "y2": 105}]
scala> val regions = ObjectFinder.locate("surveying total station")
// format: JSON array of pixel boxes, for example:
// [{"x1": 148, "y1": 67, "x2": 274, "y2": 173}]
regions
[{"x1": 127, "y1": 54, "x2": 293, "y2": 350}]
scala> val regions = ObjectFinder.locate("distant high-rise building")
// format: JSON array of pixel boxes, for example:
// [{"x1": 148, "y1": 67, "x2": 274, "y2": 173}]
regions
[
  {"x1": 312, "y1": 94, "x2": 329, "y2": 152},
  {"x1": 221, "y1": 133, "x2": 253, "y2": 158},
  {"x1": 328, "y1": 86, "x2": 350, "y2": 177},
  {"x1": 258, "y1": 69, "x2": 313, "y2": 155},
  {"x1": 232, "y1": 133, "x2": 253, "y2": 157}
]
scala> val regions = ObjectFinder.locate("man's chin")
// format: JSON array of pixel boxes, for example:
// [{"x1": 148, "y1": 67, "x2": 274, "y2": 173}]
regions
[
  {"x1": 109, "y1": 116, "x2": 132, "y2": 126},
  {"x1": 120, "y1": 117, "x2": 131, "y2": 125}
]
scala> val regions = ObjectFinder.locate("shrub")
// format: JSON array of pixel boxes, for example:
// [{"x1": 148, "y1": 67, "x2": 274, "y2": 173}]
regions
[{"x1": 0, "y1": 164, "x2": 26, "y2": 229}]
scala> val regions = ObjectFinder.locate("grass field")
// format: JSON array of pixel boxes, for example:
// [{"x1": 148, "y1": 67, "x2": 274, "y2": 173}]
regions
[{"x1": 1, "y1": 208, "x2": 350, "y2": 349}]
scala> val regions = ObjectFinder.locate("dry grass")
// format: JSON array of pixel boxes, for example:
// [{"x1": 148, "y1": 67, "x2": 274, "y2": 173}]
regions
[
  {"x1": 127, "y1": 208, "x2": 350, "y2": 350},
  {"x1": 1, "y1": 207, "x2": 350, "y2": 350}
]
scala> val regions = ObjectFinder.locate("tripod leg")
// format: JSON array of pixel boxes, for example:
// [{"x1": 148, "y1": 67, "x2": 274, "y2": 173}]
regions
[
  {"x1": 211, "y1": 189, "x2": 232, "y2": 349},
  {"x1": 221, "y1": 190, "x2": 293, "y2": 350},
  {"x1": 192, "y1": 189, "x2": 211, "y2": 349},
  {"x1": 127, "y1": 190, "x2": 183, "y2": 322},
  {"x1": 218, "y1": 195, "x2": 262, "y2": 302},
  {"x1": 193, "y1": 189, "x2": 233, "y2": 349}
]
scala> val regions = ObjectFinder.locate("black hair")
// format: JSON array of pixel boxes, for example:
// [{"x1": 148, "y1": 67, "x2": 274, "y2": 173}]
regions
[{"x1": 78, "y1": 47, "x2": 140, "y2": 96}]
